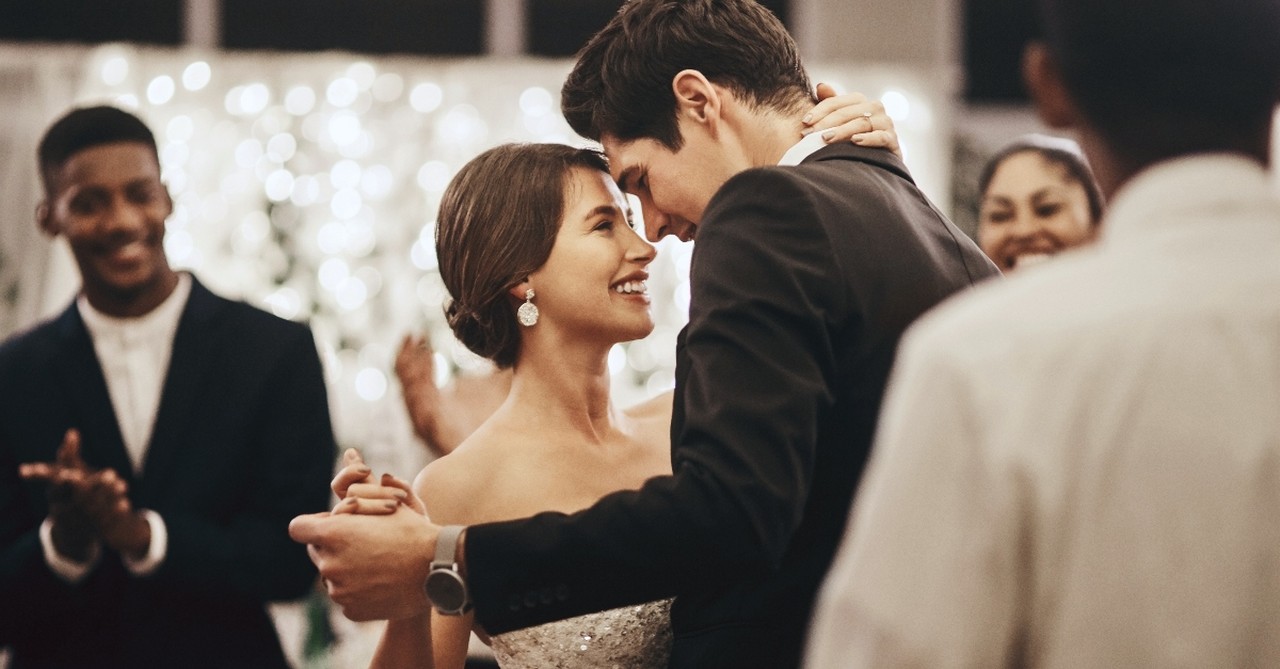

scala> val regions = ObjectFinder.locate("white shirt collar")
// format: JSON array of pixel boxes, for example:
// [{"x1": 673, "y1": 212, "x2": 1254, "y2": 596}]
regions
[
  {"x1": 777, "y1": 132, "x2": 829, "y2": 167},
  {"x1": 77, "y1": 272, "x2": 193, "y2": 339}
]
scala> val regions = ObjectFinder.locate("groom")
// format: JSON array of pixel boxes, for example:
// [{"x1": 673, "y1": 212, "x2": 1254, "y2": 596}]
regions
[{"x1": 291, "y1": 1, "x2": 998, "y2": 666}]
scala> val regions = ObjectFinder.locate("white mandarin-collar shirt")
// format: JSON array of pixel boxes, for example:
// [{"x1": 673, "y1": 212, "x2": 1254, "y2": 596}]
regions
[
  {"x1": 40, "y1": 272, "x2": 191, "y2": 582},
  {"x1": 807, "y1": 155, "x2": 1280, "y2": 668},
  {"x1": 77, "y1": 272, "x2": 191, "y2": 472},
  {"x1": 778, "y1": 129, "x2": 830, "y2": 166}
]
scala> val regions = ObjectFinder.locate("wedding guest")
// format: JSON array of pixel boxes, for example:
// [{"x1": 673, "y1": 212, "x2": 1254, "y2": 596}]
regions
[
  {"x1": 977, "y1": 133, "x2": 1104, "y2": 272},
  {"x1": 0, "y1": 105, "x2": 336, "y2": 668},
  {"x1": 807, "y1": 0, "x2": 1280, "y2": 665},
  {"x1": 290, "y1": 2, "x2": 997, "y2": 667}
]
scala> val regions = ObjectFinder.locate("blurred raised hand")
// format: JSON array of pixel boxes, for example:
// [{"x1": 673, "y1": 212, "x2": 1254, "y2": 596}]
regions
[{"x1": 395, "y1": 333, "x2": 511, "y2": 457}]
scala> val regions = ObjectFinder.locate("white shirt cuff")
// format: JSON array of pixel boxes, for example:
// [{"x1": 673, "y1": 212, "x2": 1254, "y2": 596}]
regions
[
  {"x1": 39, "y1": 517, "x2": 101, "y2": 584},
  {"x1": 121, "y1": 509, "x2": 167, "y2": 576}
]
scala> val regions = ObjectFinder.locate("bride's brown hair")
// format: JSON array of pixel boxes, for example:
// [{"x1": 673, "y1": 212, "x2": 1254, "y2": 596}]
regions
[{"x1": 436, "y1": 143, "x2": 610, "y2": 368}]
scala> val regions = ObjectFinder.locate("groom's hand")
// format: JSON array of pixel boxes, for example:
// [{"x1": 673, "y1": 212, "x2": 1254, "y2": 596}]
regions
[{"x1": 289, "y1": 506, "x2": 439, "y2": 621}]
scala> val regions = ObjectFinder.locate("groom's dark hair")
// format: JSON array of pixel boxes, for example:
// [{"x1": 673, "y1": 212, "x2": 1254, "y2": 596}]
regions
[{"x1": 561, "y1": 0, "x2": 813, "y2": 150}]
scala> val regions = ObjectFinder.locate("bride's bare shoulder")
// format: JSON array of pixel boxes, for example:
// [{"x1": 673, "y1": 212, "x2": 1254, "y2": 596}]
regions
[
  {"x1": 414, "y1": 427, "x2": 508, "y2": 525},
  {"x1": 623, "y1": 389, "x2": 673, "y2": 451},
  {"x1": 624, "y1": 389, "x2": 673, "y2": 421}
]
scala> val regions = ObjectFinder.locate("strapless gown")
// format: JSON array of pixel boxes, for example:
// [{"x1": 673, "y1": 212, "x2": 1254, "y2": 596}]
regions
[{"x1": 488, "y1": 599, "x2": 672, "y2": 669}]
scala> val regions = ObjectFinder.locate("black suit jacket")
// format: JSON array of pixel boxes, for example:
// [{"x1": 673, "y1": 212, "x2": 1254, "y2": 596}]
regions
[
  {"x1": 0, "y1": 276, "x2": 336, "y2": 669},
  {"x1": 466, "y1": 144, "x2": 999, "y2": 668}
]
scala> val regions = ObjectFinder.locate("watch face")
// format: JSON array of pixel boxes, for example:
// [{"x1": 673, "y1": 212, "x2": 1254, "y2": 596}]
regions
[{"x1": 426, "y1": 569, "x2": 468, "y2": 613}]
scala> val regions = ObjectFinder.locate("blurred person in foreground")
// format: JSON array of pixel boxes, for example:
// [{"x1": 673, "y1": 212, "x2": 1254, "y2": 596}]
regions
[
  {"x1": 0, "y1": 105, "x2": 336, "y2": 668},
  {"x1": 807, "y1": 0, "x2": 1280, "y2": 666}
]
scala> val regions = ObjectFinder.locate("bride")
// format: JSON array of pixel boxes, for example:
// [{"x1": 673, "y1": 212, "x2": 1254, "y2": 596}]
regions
[
  {"x1": 337, "y1": 141, "x2": 671, "y2": 669},
  {"x1": 334, "y1": 92, "x2": 898, "y2": 669}
]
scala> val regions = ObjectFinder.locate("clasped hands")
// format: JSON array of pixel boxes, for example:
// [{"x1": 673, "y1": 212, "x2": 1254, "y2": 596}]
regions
[
  {"x1": 18, "y1": 428, "x2": 151, "y2": 562},
  {"x1": 289, "y1": 448, "x2": 444, "y2": 621}
]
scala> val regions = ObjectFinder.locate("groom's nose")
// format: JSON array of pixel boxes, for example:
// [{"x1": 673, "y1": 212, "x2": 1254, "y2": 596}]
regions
[{"x1": 643, "y1": 208, "x2": 679, "y2": 242}]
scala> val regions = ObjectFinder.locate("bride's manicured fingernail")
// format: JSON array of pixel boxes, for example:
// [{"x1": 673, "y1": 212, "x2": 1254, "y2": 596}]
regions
[
  {"x1": 821, "y1": 130, "x2": 835, "y2": 142},
  {"x1": 802, "y1": 112, "x2": 813, "y2": 124}
]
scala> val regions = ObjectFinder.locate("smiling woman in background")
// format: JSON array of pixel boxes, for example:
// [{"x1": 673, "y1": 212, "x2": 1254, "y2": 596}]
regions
[{"x1": 976, "y1": 134, "x2": 1104, "y2": 272}]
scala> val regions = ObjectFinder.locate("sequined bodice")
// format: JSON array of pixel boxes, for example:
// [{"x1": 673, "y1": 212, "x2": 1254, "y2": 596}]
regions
[{"x1": 489, "y1": 598, "x2": 672, "y2": 669}]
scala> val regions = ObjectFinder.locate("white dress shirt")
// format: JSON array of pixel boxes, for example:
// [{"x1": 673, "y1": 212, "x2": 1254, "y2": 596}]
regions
[
  {"x1": 778, "y1": 129, "x2": 830, "y2": 166},
  {"x1": 807, "y1": 155, "x2": 1280, "y2": 668},
  {"x1": 40, "y1": 273, "x2": 191, "y2": 583}
]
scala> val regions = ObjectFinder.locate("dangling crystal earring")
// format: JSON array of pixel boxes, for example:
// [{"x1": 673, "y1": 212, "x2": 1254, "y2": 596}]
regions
[{"x1": 516, "y1": 289, "x2": 539, "y2": 327}]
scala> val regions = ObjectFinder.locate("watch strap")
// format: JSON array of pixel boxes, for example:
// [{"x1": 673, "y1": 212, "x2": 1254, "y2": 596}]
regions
[{"x1": 435, "y1": 525, "x2": 465, "y2": 567}]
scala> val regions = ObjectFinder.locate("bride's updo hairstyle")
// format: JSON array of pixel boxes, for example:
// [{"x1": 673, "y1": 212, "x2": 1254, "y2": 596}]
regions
[{"x1": 436, "y1": 143, "x2": 610, "y2": 368}]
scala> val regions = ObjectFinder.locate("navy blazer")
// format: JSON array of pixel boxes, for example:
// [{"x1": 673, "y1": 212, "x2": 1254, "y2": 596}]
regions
[{"x1": 0, "y1": 276, "x2": 336, "y2": 669}]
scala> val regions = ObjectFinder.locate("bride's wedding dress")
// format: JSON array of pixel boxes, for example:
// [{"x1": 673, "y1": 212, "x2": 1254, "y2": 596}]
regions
[{"x1": 488, "y1": 599, "x2": 672, "y2": 669}]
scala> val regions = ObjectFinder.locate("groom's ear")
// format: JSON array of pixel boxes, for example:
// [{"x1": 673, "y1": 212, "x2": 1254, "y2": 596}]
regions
[{"x1": 672, "y1": 69, "x2": 722, "y2": 129}]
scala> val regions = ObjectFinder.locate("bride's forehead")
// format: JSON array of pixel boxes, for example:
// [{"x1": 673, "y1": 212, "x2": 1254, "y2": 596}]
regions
[{"x1": 565, "y1": 167, "x2": 626, "y2": 205}]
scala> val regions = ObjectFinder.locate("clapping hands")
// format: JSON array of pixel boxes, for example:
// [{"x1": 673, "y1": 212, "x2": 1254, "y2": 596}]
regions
[{"x1": 18, "y1": 428, "x2": 151, "y2": 560}]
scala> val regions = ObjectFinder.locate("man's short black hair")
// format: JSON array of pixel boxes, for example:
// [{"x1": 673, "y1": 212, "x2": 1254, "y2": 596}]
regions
[
  {"x1": 38, "y1": 105, "x2": 158, "y2": 192},
  {"x1": 561, "y1": 0, "x2": 812, "y2": 150},
  {"x1": 1036, "y1": 0, "x2": 1280, "y2": 164}
]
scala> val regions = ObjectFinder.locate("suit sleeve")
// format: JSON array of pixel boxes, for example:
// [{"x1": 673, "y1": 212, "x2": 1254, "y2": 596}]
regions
[
  {"x1": 0, "y1": 351, "x2": 90, "y2": 641},
  {"x1": 805, "y1": 324, "x2": 1024, "y2": 668},
  {"x1": 149, "y1": 325, "x2": 337, "y2": 601},
  {"x1": 467, "y1": 171, "x2": 841, "y2": 632},
  {"x1": 0, "y1": 425, "x2": 52, "y2": 641}
]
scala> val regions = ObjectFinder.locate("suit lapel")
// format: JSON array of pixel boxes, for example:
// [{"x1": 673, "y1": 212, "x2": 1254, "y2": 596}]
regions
[
  {"x1": 49, "y1": 303, "x2": 135, "y2": 478},
  {"x1": 137, "y1": 277, "x2": 223, "y2": 500},
  {"x1": 669, "y1": 325, "x2": 690, "y2": 468}
]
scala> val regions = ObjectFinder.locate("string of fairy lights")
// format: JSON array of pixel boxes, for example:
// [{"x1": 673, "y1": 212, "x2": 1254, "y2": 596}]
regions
[{"x1": 55, "y1": 43, "x2": 940, "y2": 464}]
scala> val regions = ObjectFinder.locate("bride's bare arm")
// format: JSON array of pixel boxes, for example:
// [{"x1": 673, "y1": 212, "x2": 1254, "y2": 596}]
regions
[
  {"x1": 347, "y1": 457, "x2": 475, "y2": 668},
  {"x1": 371, "y1": 614, "x2": 433, "y2": 669},
  {"x1": 369, "y1": 609, "x2": 475, "y2": 669}
]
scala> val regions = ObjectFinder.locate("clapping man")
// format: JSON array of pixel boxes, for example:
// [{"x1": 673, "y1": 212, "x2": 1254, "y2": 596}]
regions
[{"x1": 0, "y1": 106, "x2": 336, "y2": 668}]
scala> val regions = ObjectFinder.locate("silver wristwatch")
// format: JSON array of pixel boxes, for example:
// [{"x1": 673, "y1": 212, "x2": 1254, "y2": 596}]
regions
[{"x1": 424, "y1": 525, "x2": 472, "y2": 615}]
